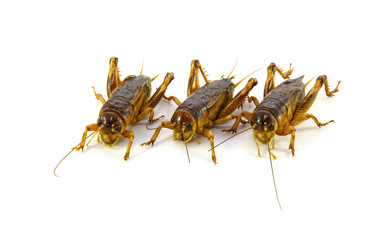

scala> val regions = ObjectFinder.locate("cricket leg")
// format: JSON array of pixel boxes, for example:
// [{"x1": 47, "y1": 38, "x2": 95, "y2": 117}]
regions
[
  {"x1": 217, "y1": 77, "x2": 258, "y2": 119},
  {"x1": 92, "y1": 86, "x2": 106, "y2": 104},
  {"x1": 121, "y1": 130, "x2": 135, "y2": 160},
  {"x1": 264, "y1": 62, "x2": 294, "y2": 97},
  {"x1": 106, "y1": 57, "x2": 122, "y2": 98},
  {"x1": 74, "y1": 123, "x2": 99, "y2": 151},
  {"x1": 278, "y1": 125, "x2": 296, "y2": 156},
  {"x1": 247, "y1": 96, "x2": 259, "y2": 107},
  {"x1": 163, "y1": 95, "x2": 182, "y2": 106},
  {"x1": 141, "y1": 121, "x2": 174, "y2": 146},
  {"x1": 290, "y1": 75, "x2": 339, "y2": 127},
  {"x1": 222, "y1": 110, "x2": 253, "y2": 133},
  {"x1": 134, "y1": 107, "x2": 164, "y2": 124},
  {"x1": 197, "y1": 128, "x2": 217, "y2": 164},
  {"x1": 142, "y1": 72, "x2": 175, "y2": 109},
  {"x1": 187, "y1": 59, "x2": 209, "y2": 96}
]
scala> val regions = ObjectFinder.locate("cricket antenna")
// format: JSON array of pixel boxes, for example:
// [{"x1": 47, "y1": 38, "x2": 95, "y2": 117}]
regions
[
  {"x1": 184, "y1": 141, "x2": 191, "y2": 163},
  {"x1": 209, "y1": 127, "x2": 253, "y2": 152},
  {"x1": 267, "y1": 139, "x2": 282, "y2": 211},
  {"x1": 53, "y1": 131, "x2": 98, "y2": 177}
]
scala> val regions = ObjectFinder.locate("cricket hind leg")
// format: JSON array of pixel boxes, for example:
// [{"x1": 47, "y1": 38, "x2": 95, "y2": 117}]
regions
[
  {"x1": 134, "y1": 73, "x2": 175, "y2": 124},
  {"x1": 106, "y1": 57, "x2": 122, "y2": 98},
  {"x1": 142, "y1": 72, "x2": 175, "y2": 110},
  {"x1": 290, "y1": 75, "x2": 340, "y2": 127},
  {"x1": 187, "y1": 59, "x2": 209, "y2": 96},
  {"x1": 264, "y1": 63, "x2": 294, "y2": 97},
  {"x1": 217, "y1": 77, "x2": 258, "y2": 119}
]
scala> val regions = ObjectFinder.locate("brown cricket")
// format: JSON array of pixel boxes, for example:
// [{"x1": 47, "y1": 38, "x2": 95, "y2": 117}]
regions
[
  {"x1": 219, "y1": 62, "x2": 341, "y2": 209},
  {"x1": 53, "y1": 57, "x2": 174, "y2": 176},
  {"x1": 141, "y1": 59, "x2": 259, "y2": 164}
]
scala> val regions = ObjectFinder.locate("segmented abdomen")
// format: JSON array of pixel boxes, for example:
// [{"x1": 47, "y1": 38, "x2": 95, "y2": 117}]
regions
[{"x1": 100, "y1": 96, "x2": 133, "y2": 120}]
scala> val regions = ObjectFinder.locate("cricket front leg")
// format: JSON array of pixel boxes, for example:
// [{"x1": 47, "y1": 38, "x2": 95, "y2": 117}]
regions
[
  {"x1": 141, "y1": 121, "x2": 173, "y2": 146},
  {"x1": 222, "y1": 110, "x2": 253, "y2": 134},
  {"x1": 278, "y1": 124, "x2": 296, "y2": 156},
  {"x1": 121, "y1": 130, "x2": 135, "y2": 160},
  {"x1": 74, "y1": 123, "x2": 99, "y2": 151},
  {"x1": 197, "y1": 128, "x2": 217, "y2": 164}
]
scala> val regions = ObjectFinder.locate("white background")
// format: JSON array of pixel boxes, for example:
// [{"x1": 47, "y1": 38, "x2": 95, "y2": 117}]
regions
[{"x1": 1, "y1": 0, "x2": 384, "y2": 239}]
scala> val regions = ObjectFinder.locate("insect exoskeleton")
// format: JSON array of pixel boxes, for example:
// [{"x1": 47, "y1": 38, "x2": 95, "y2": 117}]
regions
[
  {"x1": 53, "y1": 57, "x2": 175, "y2": 176},
  {"x1": 170, "y1": 109, "x2": 197, "y2": 142},
  {"x1": 142, "y1": 59, "x2": 260, "y2": 164},
  {"x1": 218, "y1": 62, "x2": 341, "y2": 209}
]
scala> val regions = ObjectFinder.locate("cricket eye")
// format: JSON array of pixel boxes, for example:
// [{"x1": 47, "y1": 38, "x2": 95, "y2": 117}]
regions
[
  {"x1": 268, "y1": 123, "x2": 275, "y2": 131},
  {"x1": 186, "y1": 123, "x2": 193, "y2": 130},
  {"x1": 115, "y1": 125, "x2": 121, "y2": 132},
  {"x1": 97, "y1": 119, "x2": 103, "y2": 127},
  {"x1": 250, "y1": 118, "x2": 254, "y2": 126}
]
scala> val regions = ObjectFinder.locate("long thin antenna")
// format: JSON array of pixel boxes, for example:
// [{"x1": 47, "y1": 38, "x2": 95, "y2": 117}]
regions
[
  {"x1": 184, "y1": 142, "x2": 191, "y2": 163},
  {"x1": 234, "y1": 68, "x2": 262, "y2": 88},
  {"x1": 268, "y1": 139, "x2": 282, "y2": 211},
  {"x1": 209, "y1": 127, "x2": 253, "y2": 151},
  {"x1": 227, "y1": 59, "x2": 238, "y2": 79},
  {"x1": 53, "y1": 131, "x2": 97, "y2": 177}
]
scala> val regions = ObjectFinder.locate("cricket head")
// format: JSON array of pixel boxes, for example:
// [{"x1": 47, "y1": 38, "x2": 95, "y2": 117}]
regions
[
  {"x1": 170, "y1": 109, "x2": 197, "y2": 143},
  {"x1": 97, "y1": 112, "x2": 126, "y2": 146},
  {"x1": 250, "y1": 110, "x2": 278, "y2": 144}
]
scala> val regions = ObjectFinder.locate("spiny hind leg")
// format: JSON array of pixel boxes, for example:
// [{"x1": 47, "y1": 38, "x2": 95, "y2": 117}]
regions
[
  {"x1": 323, "y1": 75, "x2": 341, "y2": 97},
  {"x1": 121, "y1": 130, "x2": 135, "y2": 160},
  {"x1": 106, "y1": 57, "x2": 122, "y2": 97},
  {"x1": 264, "y1": 63, "x2": 278, "y2": 97},
  {"x1": 75, "y1": 123, "x2": 99, "y2": 151},
  {"x1": 276, "y1": 63, "x2": 294, "y2": 79},
  {"x1": 217, "y1": 78, "x2": 258, "y2": 119},
  {"x1": 187, "y1": 59, "x2": 209, "y2": 96},
  {"x1": 142, "y1": 72, "x2": 175, "y2": 109},
  {"x1": 264, "y1": 63, "x2": 293, "y2": 97},
  {"x1": 290, "y1": 75, "x2": 339, "y2": 126},
  {"x1": 292, "y1": 113, "x2": 334, "y2": 128}
]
